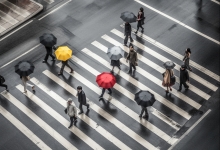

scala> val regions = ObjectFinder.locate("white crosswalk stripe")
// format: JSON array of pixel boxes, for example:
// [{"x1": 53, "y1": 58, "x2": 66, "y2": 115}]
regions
[
  {"x1": 30, "y1": 77, "x2": 131, "y2": 150},
  {"x1": 43, "y1": 70, "x2": 159, "y2": 150},
  {"x1": 111, "y1": 29, "x2": 218, "y2": 91},
  {"x1": 15, "y1": 84, "x2": 104, "y2": 150},
  {"x1": 0, "y1": 104, "x2": 52, "y2": 150},
  {"x1": 1, "y1": 91, "x2": 78, "y2": 150}
]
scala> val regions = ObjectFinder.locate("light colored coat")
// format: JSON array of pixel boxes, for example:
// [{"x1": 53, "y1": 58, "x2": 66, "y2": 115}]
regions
[{"x1": 67, "y1": 103, "x2": 77, "y2": 117}]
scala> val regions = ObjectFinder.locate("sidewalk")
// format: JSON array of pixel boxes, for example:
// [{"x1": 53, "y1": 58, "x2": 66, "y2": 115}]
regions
[{"x1": 0, "y1": 0, "x2": 43, "y2": 36}]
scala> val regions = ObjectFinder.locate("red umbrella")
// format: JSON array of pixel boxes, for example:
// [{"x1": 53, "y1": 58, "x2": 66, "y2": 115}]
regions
[{"x1": 96, "y1": 72, "x2": 116, "y2": 89}]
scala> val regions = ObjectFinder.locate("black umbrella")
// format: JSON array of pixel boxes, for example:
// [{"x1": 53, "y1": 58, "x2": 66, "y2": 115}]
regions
[
  {"x1": 134, "y1": 90, "x2": 156, "y2": 107},
  {"x1": 39, "y1": 33, "x2": 57, "y2": 47},
  {"x1": 163, "y1": 61, "x2": 176, "y2": 69},
  {"x1": 15, "y1": 61, "x2": 35, "y2": 76},
  {"x1": 107, "y1": 46, "x2": 124, "y2": 60},
  {"x1": 120, "y1": 11, "x2": 137, "y2": 23}
]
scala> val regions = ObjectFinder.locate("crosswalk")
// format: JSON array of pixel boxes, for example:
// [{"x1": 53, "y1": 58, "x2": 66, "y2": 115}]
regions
[{"x1": 0, "y1": 25, "x2": 218, "y2": 149}]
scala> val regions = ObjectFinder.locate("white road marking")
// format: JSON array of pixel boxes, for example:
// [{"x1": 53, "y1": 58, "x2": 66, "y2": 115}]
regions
[
  {"x1": 0, "y1": 104, "x2": 52, "y2": 150},
  {"x1": 0, "y1": 43, "x2": 40, "y2": 69},
  {"x1": 38, "y1": 0, "x2": 72, "y2": 20},
  {"x1": 16, "y1": 84, "x2": 104, "y2": 150},
  {"x1": 0, "y1": 10, "x2": 18, "y2": 25},
  {"x1": 120, "y1": 24, "x2": 220, "y2": 82},
  {"x1": 0, "y1": 20, "x2": 33, "y2": 41},
  {"x1": 71, "y1": 55, "x2": 191, "y2": 120},
  {"x1": 30, "y1": 77, "x2": 131, "y2": 150},
  {"x1": 43, "y1": 70, "x2": 159, "y2": 150},
  {"x1": 211, "y1": 0, "x2": 220, "y2": 5},
  {"x1": 134, "y1": 0, "x2": 220, "y2": 45},
  {"x1": 92, "y1": 41, "x2": 210, "y2": 101},
  {"x1": 1, "y1": 91, "x2": 78, "y2": 150},
  {"x1": 168, "y1": 109, "x2": 211, "y2": 148},
  {"x1": 0, "y1": 25, "x2": 6, "y2": 32},
  {"x1": 88, "y1": 42, "x2": 183, "y2": 129},
  {"x1": 110, "y1": 30, "x2": 218, "y2": 91},
  {"x1": 44, "y1": 0, "x2": 55, "y2": 4}
]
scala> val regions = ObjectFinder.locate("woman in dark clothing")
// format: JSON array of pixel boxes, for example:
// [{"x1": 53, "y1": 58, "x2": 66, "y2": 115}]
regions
[
  {"x1": 111, "y1": 59, "x2": 121, "y2": 72},
  {"x1": 135, "y1": 9, "x2": 144, "y2": 34},
  {"x1": 183, "y1": 48, "x2": 192, "y2": 71},
  {"x1": 124, "y1": 22, "x2": 133, "y2": 46}
]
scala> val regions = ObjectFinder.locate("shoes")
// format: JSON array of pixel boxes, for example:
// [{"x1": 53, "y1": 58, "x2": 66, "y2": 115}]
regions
[
  {"x1": 70, "y1": 69, "x2": 74, "y2": 73},
  {"x1": 68, "y1": 125, "x2": 73, "y2": 128},
  {"x1": 108, "y1": 91, "x2": 112, "y2": 95},
  {"x1": 139, "y1": 115, "x2": 142, "y2": 118},
  {"x1": 32, "y1": 86, "x2": 35, "y2": 91},
  {"x1": 127, "y1": 71, "x2": 132, "y2": 74},
  {"x1": 23, "y1": 91, "x2": 27, "y2": 93},
  {"x1": 185, "y1": 87, "x2": 189, "y2": 90},
  {"x1": 165, "y1": 90, "x2": 169, "y2": 93},
  {"x1": 6, "y1": 89, "x2": 9, "y2": 92},
  {"x1": 78, "y1": 112, "x2": 83, "y2": 115},
  {"x1": 130, "y1": 40, "x2": 134, "y2": 43},
  {"x1": 124, "y1": 44, "x2": 127, "y2": 47},
  {"x1": 58, "y1": 73, "x2": 63, "y2": 75},
  {"x1": 143, "y1": 115, "x2": 148, "y2": 119},
  {"x1": 42, "y1": 60, "x2": 47, "y2": 63}
]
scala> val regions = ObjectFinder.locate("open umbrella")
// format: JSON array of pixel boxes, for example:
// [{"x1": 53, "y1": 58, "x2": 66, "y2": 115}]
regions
[
  {"x1": 14, "y1": 61, "x2": 35, "y2": 76},
  {"x1": 107, "y1": 46, "x2": 124, "y2": 60},
  {"x1": 55, "y1": 46, "x2": 72, "y2": 61},
  {"x1": 134, "y1": 90, "x2": 156, "y2": 107},
  {"x1": 39, "y1": 33, "x2": 57, "y2": 47},
  {"x1": 163, "y1": 61, "x2": 176, "y2": 69},
  {"x1": 120, "y1": 11, "x2": 137, "y2": 23},
  {"x1": 96, "y1": 72, "x2": 116, "y2": 89}
]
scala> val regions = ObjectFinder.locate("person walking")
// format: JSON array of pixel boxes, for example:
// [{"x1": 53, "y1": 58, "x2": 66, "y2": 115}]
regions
[
  {"x1": 20, "y1": 75, "x2": 35, "y2": 93},
  {"x1": 183, "y1": 48, "x2": 192, "y2": 71},
  {"x1": 162, "y1": 69, "x2": 174, "y2": 93},
  {"x1": 111, "y1": 59, "x2": 121, "y2": 72},
  {"x1": 178, "y1": 65, "x2": 189, "y2": 91},
  {"x1": 135, "y1": 8, "x2": 144, "y2": 34},
  {"x1": 140, "y1": 7, "x2": 145, "y2": 25},
  {"x1": 66, "y1": 98, "x2": 77, "y2": 128},
  {"x1": 0, "y1": 75, "x2": 9, "y2": 92},
  {"x1": 76, "y1": 86, "x2": 89, "y2": 115},
  {"x1": 99, "y1": 88, "x2": 112, "y2": 100},
  {"x1": 43, "y1": 46, "x2": 56, "y2": 63},
  {"x1": 126, "y1": 44, "x2": 138, "y2": 74},
  {"x1": 124, "y1": 22, "x2": 133, "y2": 46},
  {"x1": 139, "y1": 106, "x2": 149, "y2": 119},
  {"x1": 58, "y1": 59, "x2": 74, "y2": 75}
]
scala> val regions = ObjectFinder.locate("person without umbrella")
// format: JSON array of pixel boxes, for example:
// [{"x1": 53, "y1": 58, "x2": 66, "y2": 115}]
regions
[
  {"x1": 76, "y1": 86, "x2": 89, "y2": 115},
  {"x1": 0, "y1": 75, "x2": 9, "y2": 92},
  {"x1": 43, "y1": 46, "x2": 56, "y2": 63},
  {"x1": 66, "y1": 98, "x2": 77, "y2": 128},
  {"x1": 178, "y1": 65, "x2": 189, "y2": 91},
  {"x1": 183, "y1": 48, "x2": 192, "y2": 71},
  {"x1": 124, "y1": 22, "x2": 133, "y2": 46},
  {"x1": 58, "y1": 59, "x2": 74, "y2": 75},
  {"x1": 126, "y1": 44, "x2": 138, "y2": 74},
  {"x1": 162, "y1": 69, "x2": 175, "y2": 93},
  {"x1": 135, "y1": 8, "x2": 144, "y2": 34}
]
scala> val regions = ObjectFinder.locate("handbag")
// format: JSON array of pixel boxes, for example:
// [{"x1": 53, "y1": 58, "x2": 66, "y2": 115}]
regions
[{"x1": 64, "y1": 108, "x2": 67, "y2": 114}]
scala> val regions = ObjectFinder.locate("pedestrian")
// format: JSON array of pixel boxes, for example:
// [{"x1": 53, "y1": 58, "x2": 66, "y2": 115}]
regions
[
  {"x1": 43, "y1": 46, "x2": 56, "y2": 63},
  {"x1": 111, "y1": 59, "x2": 121, "y2": 72},
  {"x1": 0, "y1": 75, "x2": 9, "y2": 92},
  {"x1": 58, "y1": 59, "x2": 74, "y2": 75},
  {"x1": 20, "y1": 75, "x2": 35, "y2": 93},
  {"x1": 126, "y1": 44, "x2": 138, "y2": 74},
  {"x1": 135, "y1": 8, "x2": 144, "y2": 34},
  {"x1": 178, "y1": 65, "x2": 189, "y2": 91},
  {"x1": 139, "y1": 106, "x2": 149, "y2": 119},
  {"x1": 162, "y1": 69, "x2": 174, "y2": 93},
  {"x1": 76, "y1": 86, "x2": 89, "y2": 115},
  {"x1": 183, "y1": 48, "x2": 192, "y2": 71},
  {"x1": 124, "y1": 22, "x2": 133, "y2": 46},
  {"x1": 140, "y1": 7, "x2": 145, "y2": 25},
  {"x1": 66, "y1": 98, "x2": 77, "y2": 128},
  {"x1": 99, "y1": 88, "x2": 112, "y2": 100}
]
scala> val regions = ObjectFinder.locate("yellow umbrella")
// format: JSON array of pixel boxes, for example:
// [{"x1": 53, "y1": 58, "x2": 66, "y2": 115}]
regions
[{"x1": 55, "y1": 46, "x2": 72, "y2": 61}]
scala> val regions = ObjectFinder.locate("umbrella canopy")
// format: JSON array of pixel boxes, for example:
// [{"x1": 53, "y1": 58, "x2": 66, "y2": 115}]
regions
[
  {"x1": 96, "y1": 72, "x2": 116, "y2": 89},
  {"x1": 163, "y1": 61, "x2": 176, "y2": 69},
  {"x1": 39, "y1": 33, "x2": 57, "y2": 47},
  {"x1": 107, "y1": 46, "x2": 124, "y2": 60},
  {"x1": 14, "y1": 61, "x2": 35, "y2": 76},
  {"x1": 134, "y1": 90, "x2": 156, "y2": 107},
  {"x1": 55, "y1": 46, "x2": 72, "y2": 61},
  {"x1": 120, "y1": 11, "x2": 137, "y2": 23}
]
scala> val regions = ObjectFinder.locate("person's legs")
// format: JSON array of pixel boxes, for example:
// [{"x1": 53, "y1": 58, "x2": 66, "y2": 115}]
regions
[
  {"x1": 183, "y1": 82, "x2": 189, "y2": 89},
  {"x1": 129, "y1": 36, "x2": 133, "y2": 42},
  {"x1": 26, "y1": 82, "x2": 35, "y2": 91},
  {"x1": 107, "y1": 88, "x2": 112, "y2": 94},
  {"x1": 43, "y1": 53, "x2": 49, "y2": 62},
  {"x1": 79, "y1": 103, "x2": 83, "y2": 113},
  {"x1": 59, "y1": 63, "x2": 65, "y2": 74},
  {"x1": 49, "y1": 54, "x2": 55, "y2": 60},
  {"x1": 124, "y1": 35, "x2": 128, "y2": 45},
  {"x1": 139, "y1": 106, "x2": 144, "y2": 117},
  {"x1": 0, "y1": 83, "x2": 8, "y2": 90},
  {"x1": 178, "y1": 82, "x2": 183, "y2": 91},
  {"x1": 143, "y1": 107, "x2": 148, "y2": 118},
  {"x1": 100, "y1": 88, "x2": 105, "y2": 97},
  {"x1": 69, "y1": 116, "x2": 74, "y2": 128}
]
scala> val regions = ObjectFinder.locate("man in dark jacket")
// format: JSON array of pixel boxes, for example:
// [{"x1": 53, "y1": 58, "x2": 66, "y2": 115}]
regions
[
  {"x1": 178, "y1": 65, "x2": 189, "y2": 91},
  {"x1": 0, "y1": 75, "x2": 8, "y2": 92},
  {"x1": 76, "y1": 86, "x2": 89, "y2": 114},
  {"x1": 124, "y1": 22, "x2": 133, "y2": 46},
  {"x1": 43, "y1": 46, "x2": 56, "y2": 63}
]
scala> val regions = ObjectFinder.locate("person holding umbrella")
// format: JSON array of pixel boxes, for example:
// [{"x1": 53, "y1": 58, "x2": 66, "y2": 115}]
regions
[
  {"x1": 135, "y1": 8, "x2": 144, "y2": 34},
  {"x1": 178, "y1": 65, "x2": 189, "y2": 91},
  {"x1": 96, "y1": 72, "x2": 116, "y2": 100},
  {"x1": 15, "y1": 61, "x2": 35, "y2": 93},
  {"x1": 162, "y1": 61, "x2": 176, "y2": 93},
  {"x1": 55, "y1": 46, "x2": 74, "y2": 75},
  {"x1": 124, "y1": 22, "x2": 133, "y2": 46},
  {"x1": 107, "y1": 46, "x2": 124, "y2": 72},
  {"x1": 126, "y1": 44, "x2": 137, "y2": 74},
  {"x1": 43, "y1": 46, "x2": 56, "y2": 63}
]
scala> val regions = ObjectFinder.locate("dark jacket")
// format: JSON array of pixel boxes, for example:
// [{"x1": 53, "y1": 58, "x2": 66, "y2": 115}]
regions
[
  {"x1": 78, "y1": 90, "x2": 87, "y2": 105},
  {"x1": 126, "y1": 50, "x2": 137, "y2": 65},
  {"x1": 111, "y1": 60, "x2": 120, "y2": 67},
  {"x1": 45, "y1": 46, "x2": 53, "y2": 54},
  {"x1": 179, "y1": 68, "x2": 189, "y2": 82},
  {"x1": 124, "y1": 23, "x2": 132, "y2": 36}
]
